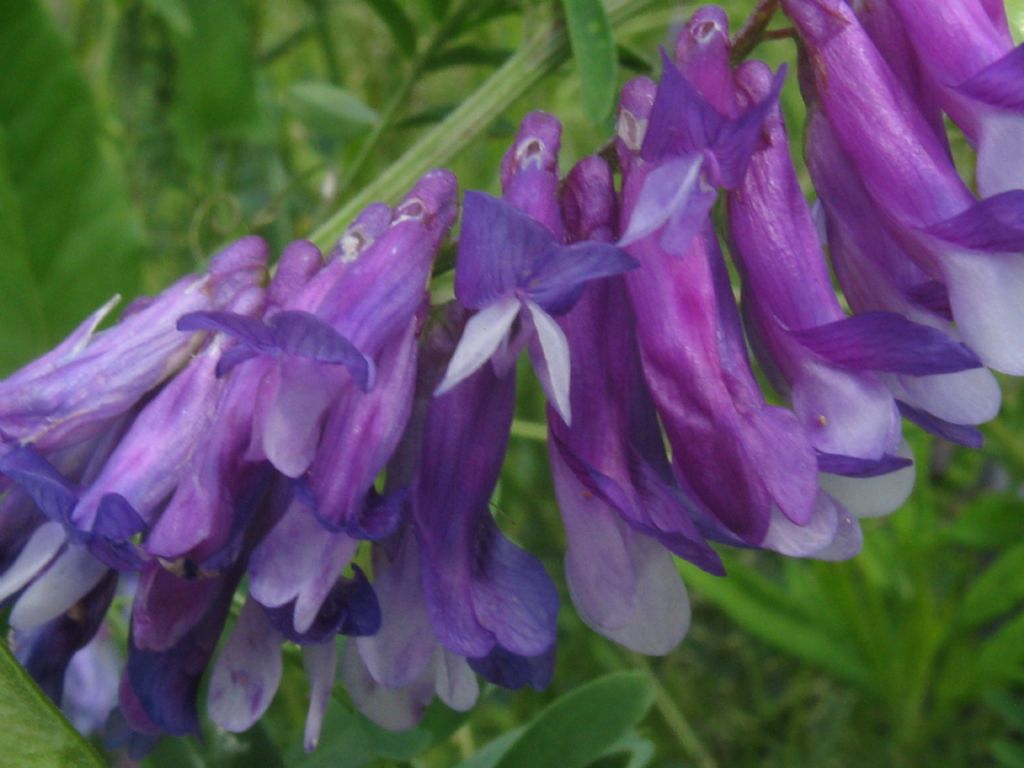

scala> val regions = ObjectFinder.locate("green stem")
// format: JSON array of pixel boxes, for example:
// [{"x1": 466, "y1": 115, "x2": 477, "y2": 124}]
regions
[
  {"x1": 309, "y1": 0, "x2": 661, "y2": 251},
  {"x1": 510, "y1": 419, "x2": 548, "y2": 442},
  {"x1": 632, "y1": 655, "x2": 720, "y2": 768},
  {"x1": 337, "y1": 0, "x2": 478, "y2": 196}
]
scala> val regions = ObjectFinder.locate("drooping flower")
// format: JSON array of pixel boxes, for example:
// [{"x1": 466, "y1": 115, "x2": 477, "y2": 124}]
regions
[
  {"x1": 548, "y1": 153, "x2": 723, "y2": 654},
  {"x1": 883, "y1": 0, "x2": 1024, "y2": 196},
  {"x1": 805, "y1": 104, "x2": 1003, "y2": 447},
  {"x1": 784, "y1": 0, "x2": 1024, "y2": 375},
  {"x1": 616, "y1": 69, "x2": 824, "y2": 551}
]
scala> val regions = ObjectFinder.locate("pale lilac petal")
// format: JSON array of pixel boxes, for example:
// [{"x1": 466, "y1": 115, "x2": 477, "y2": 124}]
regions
[
  {"x1": 617, "y1": 155, "x2": 703, "y2": 247},
  {"x1": 977, "y1": 112, "x2": 1024, "y2": 196},
  {"x1": 571, "y1": 532, "x2": 689, "y2": 655},
  {"x1": 524, "y1": 301, "x2": 572, "y2": 425},
  {"x1": 791, "y1": 362, "x2": 901, "y2": 458},
  {"x1": 818, "y1": 444, "x2": 916, "y2": 518},
  {"x1": 761, "y1": 493, "x2": 839, "y2": 557},
  {"x1": 435, "y1": 296, "x2": 521, "y2": 396},
  {"x1": 886, "y1": 366, "x2": 1001, "y2": 425},
  {"x1": 432, "y1": 650, "x2": 478, "y2": 712},
  {"x1": 9, "y1": 546, "x2": 108, "y2": 630},
  {"x1": 342, "y1": 643, "x2": 433, "y2": 732},
  {"x1": 255, "y1": 360, "x2": 336, "y2": 477},
  {"x1": 355, "y1": 537, "x2": 436, "y2": 689},
  {"x1": 207, "y1": 599, "x2": 283, "y2": 732},
  {"x1": 941, "y1": 247, "x2": 1024, "y2": 375},
  {"x1": 248, "y1": 501, "x2": 358, "y2": 633},
  {"x1": 0, "y1": 522, "x2": 65, "y2": 603},
  {"x1": 809, "y1": 498, "x2": 863, "y2": 561},
  {"x1": 302, "y1": 641, "x2": 337, "y2": 752}
]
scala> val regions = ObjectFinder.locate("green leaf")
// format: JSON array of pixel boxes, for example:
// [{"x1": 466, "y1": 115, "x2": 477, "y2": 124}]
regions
[
  {"x1": 560, "y1": 0, "x2": 618, "y2": 125},
  {"x1": 170, "y1": 0, "x2": 259, "y2": 149},
  {"x1": 976, "y1": 610, "x2": 1024, "y2": 688},
  {"x1": 454, "y1": 727, "x2": 526, "y2": 768},
  {"x1": 959, "y1": 544, "x2": 1024, "y2": 628},
  {"x1": 985, "y1": 691, "x2": 1024, "y2": 732},
  {"x1": 491, "y1": 672, "x2": 655, "y2": 768},
  {"x1": 0, "y1": 642, "x2": 105, "y2": 768},
  {"x1": 944, "y1": 493, "x2": 1024, "y2": 549},
  {"x1": 0, "y1": 0, "x2": 143, "y2": 374},
  {"x1": 361, "y1": 0, "x2": 417, "y2": 57},
  {"x1": 140, "y1": 0, "x2": 193, "y2": 35},
  {"x1": 683, "y1": 562, "x2": 875, "y2": 692},
  {"x1": 993, "y1": 739, "x2": 1024, "y2": 768},
  {"x1": 289, "y1": 82, "x2": 380, "y2": 136}
]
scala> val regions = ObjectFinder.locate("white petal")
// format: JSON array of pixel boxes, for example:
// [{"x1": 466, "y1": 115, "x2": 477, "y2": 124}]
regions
[
  {"x1": 942, "y1": 246, "x2": 1024, "y2": 376},
  {"x1": 818, "y1": 443, "x2": 916, "y2": 518},
  {"x1": 435, "y1": 296, "x2": 521, "y2": 396},
  {"x1": 10, "y1": 546, "x2": 107, "y2": 630},
  {"x1": 761, "y1": 493, "x2": 839, "y2": 557},
  {"x1": 617, "y1": 155, "x2": 703, "y2": 247},
  {"x1": 524, "y1": 300, "x2": 572, "y2": 425},
  {"x1": 0, "y1": 522, "x2": 65, "y2": 603},
  {"x1": 302, "y1": 641, "x2": 338, "y2": 752},
  {"x1": 887, "y1": 367, "x2": 1001, "y2": 425},
  {"x1": 432, "y1": 649, "x2": 479, "y2": 711}
]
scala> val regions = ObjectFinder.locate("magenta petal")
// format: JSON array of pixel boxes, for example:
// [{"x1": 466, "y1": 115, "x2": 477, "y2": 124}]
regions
[
  {"x1": 955, "y1": 43, "x2": 1024, "y2": 111},
  {"x1": 925, "y1": 190, "x2": 1024, "y2": 253}
]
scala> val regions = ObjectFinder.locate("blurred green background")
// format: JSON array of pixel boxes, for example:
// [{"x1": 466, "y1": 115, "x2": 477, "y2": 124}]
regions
[{"x1": 1, "y1": 0, "x2": 1023, "y2": 766}]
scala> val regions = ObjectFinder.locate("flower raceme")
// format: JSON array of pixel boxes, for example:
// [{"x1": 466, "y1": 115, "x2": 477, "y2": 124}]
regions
[{"x1": 0, "y1": 0, "x2": 1022, "y2": 754}]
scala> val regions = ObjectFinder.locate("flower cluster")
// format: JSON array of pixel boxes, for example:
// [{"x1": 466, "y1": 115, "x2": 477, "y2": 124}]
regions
[{"x1": 1, "y1": 0, "x2": 1022, "y2": 753}]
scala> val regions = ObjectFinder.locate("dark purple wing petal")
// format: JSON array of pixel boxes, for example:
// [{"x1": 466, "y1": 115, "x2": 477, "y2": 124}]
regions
[
  {"x1": 955, "y1": 44, "x2": 1024, "y2": 111},
  {"x1": 263, "y1": 566, "x2": 381, "y2": 644},
  {"x1": 816, "y1": 451, "x2": 914, "y2": 478},
  {"x1": 711, "y1": 64, "x2": 787, "y2": 188},
  {"x1": 642, "y1": 48, "x2": 724, "y2": 162},
  {"x1": 454, "y1": 191, "x2": 555, "y2": 309},
  {"x1": 897, "y1": 401, "x2": 985, "y2": 448},
  {"x1": 0, "y1": 446, "x2": 77, "y2": 526},
  {"x1": 177, "y1": 311, "x2": 275, "y2": 351},
  {"x1": 790, "y1": 311, "x2": 982, "y2": 375},
  {"x1": 522, "y1": 243, "x2": 637, "y2": 315},
  {"x1": 468, "y1": 644, "x2": 555, "y2": 691},
  {"x1": 267, "y1": 311, "x2": 374, "y2": 392},
  {"x1": 925, "y1": 190, "x2": 1024, "y2": 253}
]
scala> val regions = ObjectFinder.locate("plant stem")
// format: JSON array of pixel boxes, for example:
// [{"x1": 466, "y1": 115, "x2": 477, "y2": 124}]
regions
[
  {"x1": 730, "y1": 0, "x2": 781, "y2": 64},
  {"x1": 632, "y1": 654, "x2": 720, "y2": 768},
  {"x1": 336, "y1": 0, "x2": 478, "y2": 197},
  {"x1": 309, "y1": 0, "x2": 662, "y2": 251}
]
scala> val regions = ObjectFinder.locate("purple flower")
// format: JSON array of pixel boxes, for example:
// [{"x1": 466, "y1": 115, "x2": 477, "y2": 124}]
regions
[
  {"x1": 0, "y1": 237, "x2": 267, "y2": 459},
  {"x1": 438, "y1": 113, "x2": 636, "y2": 424},
  {"x1": 616, "y1": 44, "x2": 785, "y2": 251},
  {"x1": 342, "y1": 529, "x2": 478, "y2": 731},
  {"x1": 418, "y1": 309, "x2": 559, "y2": 687},
  {"x1": 784, "y1": 0, "x2": 1024, "y2": 375},
  {"x1": 616, "y1": 74, "x2": 819, "y2": 549},
  {"x1": 805, "y1": 97, "x2": 1002, "y2": 446},
  {"x1": 548, "y1": 154, "x2": 722, "y2": 654},
  {"x1": 883, "y1": 0, "x2": 1024, "y2": 196},
  {"x1": 182, "y1": 171, "x2": 458, "y2": 478}
]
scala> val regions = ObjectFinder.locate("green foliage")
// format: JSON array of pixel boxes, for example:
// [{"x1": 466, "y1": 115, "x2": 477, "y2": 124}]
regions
[
  {"x1": 561, "y1": 0, "x2": 619, "y2": 126},
  {"x1": 0, "y1": 0, "x2": 143, "y2": 373},
  {"x1": 0, "y1": 643, "x2": 105, "y2": 768}
]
